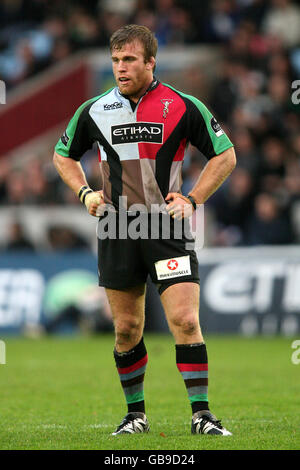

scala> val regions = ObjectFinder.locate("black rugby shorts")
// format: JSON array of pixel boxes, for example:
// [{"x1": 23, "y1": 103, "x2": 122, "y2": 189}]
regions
[{"x1": 97, "y1": 212, "x2": 200, "y2": 295}]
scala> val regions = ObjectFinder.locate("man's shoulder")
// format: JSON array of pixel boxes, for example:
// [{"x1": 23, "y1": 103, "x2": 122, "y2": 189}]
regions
[
  {"x1": 160, "y1": 82, "x2": 204, "y2": 109},
  {"x1": 75, "y1": 87, "x2": 116, "y2": 116}
]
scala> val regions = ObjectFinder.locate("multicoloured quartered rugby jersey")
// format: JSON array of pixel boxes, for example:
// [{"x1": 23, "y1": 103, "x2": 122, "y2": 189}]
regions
[{"x1": 55, "y1": 79, "x2": 233, "y2": 211}]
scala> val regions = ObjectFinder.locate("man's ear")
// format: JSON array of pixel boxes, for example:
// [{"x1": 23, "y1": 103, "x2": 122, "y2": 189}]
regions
[{"x1": 146, "y1": 56, "x2": 156, "y2": 71}]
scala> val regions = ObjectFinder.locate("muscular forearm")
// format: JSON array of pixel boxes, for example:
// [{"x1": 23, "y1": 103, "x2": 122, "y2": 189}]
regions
[
  {"x1": 189, "y1": 147, "x2": 236, "y2": 204},
  {"x1": 53, "y1": 151, "x2": 103, "y2": 217},
  {"x1": 53, "y1": 151, "x2": 88, "y2": 195}
]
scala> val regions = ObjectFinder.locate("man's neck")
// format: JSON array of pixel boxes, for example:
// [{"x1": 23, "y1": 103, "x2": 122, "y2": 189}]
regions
[{"x1": 120, "y1": 77, "x2": 156, "y2": 103}]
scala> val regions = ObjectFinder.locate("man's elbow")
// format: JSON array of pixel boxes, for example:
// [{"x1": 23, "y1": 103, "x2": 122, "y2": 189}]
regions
[
  {"x1": 223, "y1": 146, "x2": 236, "y2": 173},
  {"x1": 53, "y1": 151, "x2": 59, "y2": 168},
  {"x1": 226, "y1": 147, "x2": 236, "y2": 173},
  {"x1": 53, "y1": 151, "x2": 65, "y2": 172}
]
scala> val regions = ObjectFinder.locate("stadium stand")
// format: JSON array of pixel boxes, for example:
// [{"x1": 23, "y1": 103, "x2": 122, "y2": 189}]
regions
[{"x1": 1, "y1": 0, "x2": 300, "y2": 250}]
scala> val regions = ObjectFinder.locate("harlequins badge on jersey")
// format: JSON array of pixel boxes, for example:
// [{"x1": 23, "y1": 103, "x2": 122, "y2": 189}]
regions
[{"x1": 161, "y1": 99, "x2": 173, "y2": 119}]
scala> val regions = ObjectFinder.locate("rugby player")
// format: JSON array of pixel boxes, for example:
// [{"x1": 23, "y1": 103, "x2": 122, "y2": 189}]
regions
[{"x1": 53, "y1": 24, "x2": 236, "y2": 436}]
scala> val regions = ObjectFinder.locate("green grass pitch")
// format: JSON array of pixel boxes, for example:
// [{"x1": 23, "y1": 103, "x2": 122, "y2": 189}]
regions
[{"x1": 0, "y1": 334, "x2": 299, "y2": 450}]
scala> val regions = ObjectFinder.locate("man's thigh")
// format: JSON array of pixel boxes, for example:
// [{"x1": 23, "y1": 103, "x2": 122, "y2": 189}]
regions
[
  {"x1": 160, "y1": 282, "x2": 200, "y2": 322},
  {"x1": 105, "y1": 284, "x2": 146, "y2": 319},
  {"x1": 160, "y1": 282, "x2": 203, "y2": 343},
  {"x1": 105, "y1": 284, "x2": 146, "y2": 351}
]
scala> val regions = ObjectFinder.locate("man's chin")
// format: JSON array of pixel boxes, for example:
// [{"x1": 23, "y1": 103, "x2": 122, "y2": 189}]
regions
[{"x1": 119, "y1": 85, "x2": 135, "y2": 96}]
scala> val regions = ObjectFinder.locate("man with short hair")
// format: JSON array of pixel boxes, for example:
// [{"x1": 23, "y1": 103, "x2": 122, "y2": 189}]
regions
[{"x1": 53, "y1": 24, "x2": 236, "y2": 436}]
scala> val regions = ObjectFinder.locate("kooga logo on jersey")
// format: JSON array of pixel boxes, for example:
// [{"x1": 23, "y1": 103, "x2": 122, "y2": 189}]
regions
[
  {"x1": 104, "y1": 102, "x2": 123, "y2": 110},
  {"x1": 111, "y1": 122, "x2": 163, "y2": 144}
]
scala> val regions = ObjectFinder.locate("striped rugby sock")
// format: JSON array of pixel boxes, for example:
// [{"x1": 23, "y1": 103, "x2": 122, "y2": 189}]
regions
[
  {"x1": 114, "y1": 337, "x2": 148, "y2": 413},
  {"x1": 176, "y1": 342, "x2": 209, "y2": 413}
]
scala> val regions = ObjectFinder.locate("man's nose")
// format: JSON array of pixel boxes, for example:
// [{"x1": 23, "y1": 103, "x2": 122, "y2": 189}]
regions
[{"x1": 118, "y1": 60, "x2": 127, "y2": 71}]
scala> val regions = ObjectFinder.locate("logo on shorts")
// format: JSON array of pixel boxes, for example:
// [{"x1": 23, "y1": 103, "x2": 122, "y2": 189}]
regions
[
  {"x1": 167, "y1": 259, "x2": 178, "y2": 271},
  {"x1": 155, "y1": 256, "x2": 191, "y2": 281},
  {"x1": 111, "y1": 122, "x2": 163, "y2": 144},
  {"x1": 161, "y1": 99, "x2": 173, "y2": 119}
]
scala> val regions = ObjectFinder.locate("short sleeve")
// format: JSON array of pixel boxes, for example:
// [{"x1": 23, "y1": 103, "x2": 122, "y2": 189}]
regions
[
  {"x1": 55, "y1": 97, "x2": 97, "y2": 160},
  {"x1": 184, "y1": 94, "x2": 234, "y2": 160}
]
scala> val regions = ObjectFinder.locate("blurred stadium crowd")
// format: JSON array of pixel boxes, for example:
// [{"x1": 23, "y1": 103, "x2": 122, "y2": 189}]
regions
[{"x1": 1, "y1": 0, "x2": 300, "y2": 250}]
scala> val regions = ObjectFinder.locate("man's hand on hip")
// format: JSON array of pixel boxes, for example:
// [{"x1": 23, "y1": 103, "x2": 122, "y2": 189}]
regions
[
  {"x1": 78, "y1": 186, "x2": 104, "y2": 217},
  {"x1": 165, "y1": 192, "x2": 195, "y2": 220},
  {"x1": 85, "y1": 190, "x2": 104, "y2": 216}
]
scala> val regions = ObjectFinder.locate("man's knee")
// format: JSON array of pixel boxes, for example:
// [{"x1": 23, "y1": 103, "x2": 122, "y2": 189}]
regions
[
  {"x1": 169, "y1": 311, "x2": 200, "y2": 337},
  {"x1": 114, "y1": 316, "x2": 144, "y2": 348}
]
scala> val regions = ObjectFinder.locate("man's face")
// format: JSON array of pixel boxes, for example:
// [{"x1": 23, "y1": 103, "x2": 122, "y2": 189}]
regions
[{"x1": 111, "y1": 40, "x2": 155, "y2": 102}]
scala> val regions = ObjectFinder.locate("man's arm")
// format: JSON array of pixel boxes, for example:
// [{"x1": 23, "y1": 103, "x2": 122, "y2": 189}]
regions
[
  {"x1": 53, "y1": 151, "x2": 88, "y2": 193},
  {"x1": 188, "y1": 146, "x2": 236, "y2": 204},
  {"x1": 53, "y1": 151, "x2": 103, "y2": 216},
  {"x1": 166, "y1": 147, "x2": 236, "y2": 218}
]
